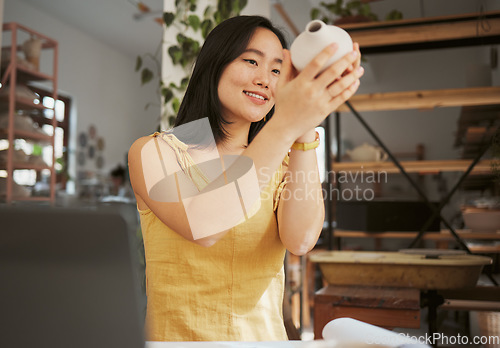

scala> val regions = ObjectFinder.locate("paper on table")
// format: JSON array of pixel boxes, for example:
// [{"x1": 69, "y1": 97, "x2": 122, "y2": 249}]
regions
[{"x1": 322, "y1": 318, "x2": 430, "y2": 348}]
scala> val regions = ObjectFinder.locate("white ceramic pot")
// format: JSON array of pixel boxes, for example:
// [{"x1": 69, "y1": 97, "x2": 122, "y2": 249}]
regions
[
  {"x1": 346, "y1": 143, "x2": 388, "y2": 162},
  {"x1": 290, "y1": 20, "x2": 353, "y2": 72}
]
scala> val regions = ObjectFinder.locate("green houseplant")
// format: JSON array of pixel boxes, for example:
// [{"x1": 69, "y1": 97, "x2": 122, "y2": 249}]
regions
[{"x1": 311, "y1": 0, "x2": 402, "y2": 25}]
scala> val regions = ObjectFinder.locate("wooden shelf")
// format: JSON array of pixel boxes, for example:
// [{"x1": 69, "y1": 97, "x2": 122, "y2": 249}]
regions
[
  {"x1": 332, "y1": 159, "x2": 495, "y2": 174},
  {"x1": 0, "y1": 95, "x2": 48, "y2": 111},
  {"x1": 2, "y1": 22, "x2": 58, "y2": 49},
  {"x1": 337, "y1": 86, "x2": 500, "y2": 112},
  {"x1": 335, "y1": 229, "x2": 500, "y2": 241},
  {"x1": 341, "y1": 10, "x2": 500, "y2": 54},
  {"x1": 1, "y1": 162, "x2": 52, "y2": 171},
  {"x1": 10, "y1": 195, "x2": 51, "y2": 202},
  {"x1": 0, "y1": 128, "x2": 52, "y2": 143},
  {"x1": 1, "y1": 64, "x2": 55, "y2": 85}
]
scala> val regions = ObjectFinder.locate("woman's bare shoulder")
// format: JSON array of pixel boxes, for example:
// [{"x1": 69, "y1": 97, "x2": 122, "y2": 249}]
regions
[{"x1": 129, "y1": 135, "x2": 153, "y2": 158}]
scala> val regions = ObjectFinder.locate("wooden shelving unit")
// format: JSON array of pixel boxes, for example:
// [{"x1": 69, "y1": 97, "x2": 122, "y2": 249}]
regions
[
  {"x1": 327, "y1": 11, "x2": 500, "y2": 249},
  {"x1": 0, "y1": 22, "x2": 59, "y2": 203}
]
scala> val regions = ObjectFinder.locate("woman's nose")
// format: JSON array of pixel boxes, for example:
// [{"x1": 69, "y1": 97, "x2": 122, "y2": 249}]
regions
[{"x1": 254, "y1": 70, "x2": 270, "y2": 89}]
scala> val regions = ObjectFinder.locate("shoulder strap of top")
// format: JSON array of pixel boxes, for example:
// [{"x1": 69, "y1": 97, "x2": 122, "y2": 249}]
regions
[{"x1": 151, "y1": 132, "x2": 210, "y2": 191}]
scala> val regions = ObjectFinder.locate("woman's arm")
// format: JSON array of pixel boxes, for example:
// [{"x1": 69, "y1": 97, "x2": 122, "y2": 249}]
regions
[
  {"x1": 276, "y1": 129, "x2": 325, "y2": 256},
  {"x1": 275, "y1": 43, "x2": 363, "y2": 255}
]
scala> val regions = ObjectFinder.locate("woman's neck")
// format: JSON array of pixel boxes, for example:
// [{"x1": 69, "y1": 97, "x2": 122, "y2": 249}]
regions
[{"x1": 217, "y1": 120, "x2": 251, "y2": 155}]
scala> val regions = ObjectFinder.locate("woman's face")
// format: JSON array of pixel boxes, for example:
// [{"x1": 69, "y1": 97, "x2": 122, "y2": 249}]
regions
[{"x1": 218, "y1": 27, "x2": 284, "y2": 124}]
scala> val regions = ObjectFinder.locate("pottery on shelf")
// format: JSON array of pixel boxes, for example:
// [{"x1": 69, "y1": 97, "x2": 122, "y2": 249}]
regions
[
  {"x1": 22, "y1": 36, "x2": 43, "y2": 71},
  {"x1": 290, "y1": 19, "x2": 353, "y2": 72},
  {"x1": 346, "y1": 143, "x2": 388, "y2": 162}
]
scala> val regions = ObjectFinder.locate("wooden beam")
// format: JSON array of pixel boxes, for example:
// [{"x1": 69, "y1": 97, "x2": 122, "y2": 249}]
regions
[
  {"x1": 338, "y1": 86, "x2": 500, "y2": 112},
  {"x1": 340, "y1": 11, "x2": 500, "y2": 52},
  {"x1": 332, "y1": 159, "x2": 495, "y2": 174},
  {"x1": 272, "y1": 2, "x2": 300, "y2": 36}
]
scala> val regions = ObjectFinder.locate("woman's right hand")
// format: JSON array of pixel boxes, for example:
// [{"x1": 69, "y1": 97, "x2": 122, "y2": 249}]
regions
[{"x1": 272, "y1": 43, "x2": 363, "y2": 140}]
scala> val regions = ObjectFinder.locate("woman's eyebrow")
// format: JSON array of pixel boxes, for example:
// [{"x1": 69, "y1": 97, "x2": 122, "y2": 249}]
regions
[{"x1": 243, "y1": 48, "x2": 283, "y2": 64}]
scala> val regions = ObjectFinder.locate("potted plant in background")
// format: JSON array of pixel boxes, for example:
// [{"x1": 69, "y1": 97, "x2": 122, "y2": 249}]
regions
[{"x1": 310, "y1": 0, "x2": 403, "y2": 25}]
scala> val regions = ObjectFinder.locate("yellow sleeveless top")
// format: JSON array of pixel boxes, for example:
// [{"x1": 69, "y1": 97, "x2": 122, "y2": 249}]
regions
[{"x1": 138, "y1": 132, "x2": 289, "y2": 341}]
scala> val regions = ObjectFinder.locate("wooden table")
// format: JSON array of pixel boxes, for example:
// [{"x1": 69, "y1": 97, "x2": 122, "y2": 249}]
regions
[{"x1": 314, "y1": 285, "x2": 420, "y2": 339}]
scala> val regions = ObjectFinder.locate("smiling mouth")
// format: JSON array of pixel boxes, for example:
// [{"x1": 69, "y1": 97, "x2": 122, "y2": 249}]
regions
[{"x1": 243, "y1": 91, "x2": 267, "y2": 101}]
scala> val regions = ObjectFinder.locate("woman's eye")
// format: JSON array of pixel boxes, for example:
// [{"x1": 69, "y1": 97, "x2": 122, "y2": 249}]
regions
[
  {"x1": 272, "y1": 69, "x2": 280, "y2": 75},
  {"x1": 244, "y1": 59, "x2": 257, "y2": 65}
]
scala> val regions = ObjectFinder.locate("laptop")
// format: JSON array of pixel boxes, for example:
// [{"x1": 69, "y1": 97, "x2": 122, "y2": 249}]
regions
[{"x1": 0, "y1": 205, "x2": 145, "y2": 348}]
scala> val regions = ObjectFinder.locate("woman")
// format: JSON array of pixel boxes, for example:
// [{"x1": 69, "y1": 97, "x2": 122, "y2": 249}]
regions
[{"x1": 128, "y1": 15, "x2": 363, "y2": 341}]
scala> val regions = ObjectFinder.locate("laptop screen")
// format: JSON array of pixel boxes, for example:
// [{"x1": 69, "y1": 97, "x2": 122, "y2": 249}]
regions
[{"x1": 0, "y1": 205, "x2": 145, "y2": 348}]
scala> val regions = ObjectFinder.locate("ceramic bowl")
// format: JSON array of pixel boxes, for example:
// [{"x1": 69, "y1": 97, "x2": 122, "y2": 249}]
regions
[{"x1": 462, "y1": 207, "x2": 500, "y2": 233}]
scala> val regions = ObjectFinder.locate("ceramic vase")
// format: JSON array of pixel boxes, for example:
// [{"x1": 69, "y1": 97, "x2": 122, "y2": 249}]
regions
[
  {"x1": 290, "y1": 20, "x2": 353, "y2": 72},
  {"x1": 22, "y1": 37, "x2": 43, "y2": 71}
]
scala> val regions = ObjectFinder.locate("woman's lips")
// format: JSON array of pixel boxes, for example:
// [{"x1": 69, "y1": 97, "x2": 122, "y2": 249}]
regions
[{"x1": 243, "y1": 91, "x2": 268, "y2": 105}]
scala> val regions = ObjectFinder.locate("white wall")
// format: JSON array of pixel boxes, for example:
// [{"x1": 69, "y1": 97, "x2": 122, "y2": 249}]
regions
[{"x1": 4, "y1": 0, "x2": 160, "y2": 182}]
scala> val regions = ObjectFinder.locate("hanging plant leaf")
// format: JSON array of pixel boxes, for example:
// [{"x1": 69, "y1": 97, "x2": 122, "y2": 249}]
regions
[
  {"x1": 162, "y1": 87, "x2": 174, "y2": 103},
  {"x1": 213, "y1": 11, "x2": 223, "y2": 25},
  {"x1": 239, "y1": 0, "x2": 248, "y2": 13},
  {"x1": 135, "y1": 56, "x2": 143, "y2": 72},
  {"x1": 310, "y1": 8, "x2": 320, "y2": 20},
  {"x1": 188, "y1": 15, "x2": 201, "y2": 31},
  {"x1": 217, "y1": 0, "x2": 231, "y2": 18},
  {"x1": 201, "y1": 19, "x2": 214, "y2": 39},
  {"x1": 168, "y1": 46, "x2": 182, "y2": 65},
  {"x1": 168, "y1": 116, "x2": 176, "y2": 126},
  {"x1": 163, "y1": 12, "x2": 175, "y2": 27},
  {"x1": 231, "y1": 0, "x2": 241, "y2": 14},
  {"x1": 204, "y1": 5, "x2": 213, "y2": 19},
  {"x1": 180, "y1": 77, "x2": 190, "y2": 89},
  {"x1": 176, "y1": 33, "x2": 188, "y2": 44},
  {"x1": 189, "y1": 0, "x2": 197, "y2": 12},
  {"x1": 141, "y1": 68, "x2": 154, "y2": 85},
  {"x1": 172, "y1": 97, "x2": 181, "y2": 113}
]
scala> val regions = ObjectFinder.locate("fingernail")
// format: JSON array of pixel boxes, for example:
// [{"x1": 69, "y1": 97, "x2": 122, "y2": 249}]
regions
[
  {"x1": 351, "y1": 50, "x2": 359, "y2": 58},
  {"x1": 357, "y1": 66, "x2": 364, "y2": 75},
  {"x1": 328, "y1": 43, "x2": 338, "y2": 52}
]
